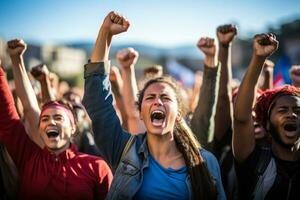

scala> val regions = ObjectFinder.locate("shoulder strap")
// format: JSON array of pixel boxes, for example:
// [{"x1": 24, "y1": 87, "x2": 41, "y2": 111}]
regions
[
  {"x1": 120, "y1": 135, "x2": 135, "y2": 161},
  {"x1": 251, "y1": 147, "x2": 273, "y2": 199},
  {"x1": 255, "y1": 147, "x2": 272, "y2": 175}
]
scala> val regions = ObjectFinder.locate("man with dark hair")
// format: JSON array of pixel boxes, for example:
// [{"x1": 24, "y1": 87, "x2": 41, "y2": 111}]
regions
[{"x1": 233, "y1": 33, "x2": 300, "y2": 200}]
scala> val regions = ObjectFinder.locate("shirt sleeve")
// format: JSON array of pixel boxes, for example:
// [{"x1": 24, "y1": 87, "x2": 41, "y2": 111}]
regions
[
  {"x1": 190, "y1": 63, "x2": 220, "y2": 150},
  {"x1": 82, "y1": 61, "x2": 131, "y2": 172},
  {"x1": 0, "y1": 68, "x2": 38, "y2": 171},
  {"x1": 201, "y1": 149, "x2": 226, "y2": 200}
]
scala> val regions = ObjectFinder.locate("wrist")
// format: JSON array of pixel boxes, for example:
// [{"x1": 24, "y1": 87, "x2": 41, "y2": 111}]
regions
[
  {"x1": 204, "y1": 56, "x2": 215, "y2": 68},
  {"x1": 219, "y1": 42, "x2": 231, "y2": 49}
]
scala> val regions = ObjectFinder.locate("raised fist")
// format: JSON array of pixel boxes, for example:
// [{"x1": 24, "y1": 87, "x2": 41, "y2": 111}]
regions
[
  {"x1": 197, "y1": 37, "x2": 216, "y2": 58},
  {"x1": 290, "y1": 65, "x2": 300, "y2": 87},
  {"x1": 217, "y1": 24, "x2": 237, "y2": 45},
  {"x1": 7, "y1": 39, "x2": 27, "y2": 57},
  {"x1": 30, "y1": 64, "x2": 49, "y2": 81},
  {"x1": 253, "y1": 33, "x2": 278, "y2": 58},
  {"x1": 116, "y1": 48, "x2": 139, "y2": 68},
  {"x1": 102, "y1": 11, "x2": 130, "y2": 36}
]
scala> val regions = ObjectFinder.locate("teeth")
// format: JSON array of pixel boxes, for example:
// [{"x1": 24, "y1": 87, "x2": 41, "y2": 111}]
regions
[
  {"x1": 151, "y1": 110, "x2": 164, "y2": 115},
  {"x1": 46, "y1": 130, "x2": 59, "y2": 134}
]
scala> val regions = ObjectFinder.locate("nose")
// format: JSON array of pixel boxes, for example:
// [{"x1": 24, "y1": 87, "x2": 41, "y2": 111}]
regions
[
  {"x1": 287, "y1": 110, "x2": 298, "y2": 119},
  {"x1": 48, "y1": 117, "x2": 57, "y2": 125},
  {"x1": 153, "y1": 97, "x2": 163, "y2": 106}
]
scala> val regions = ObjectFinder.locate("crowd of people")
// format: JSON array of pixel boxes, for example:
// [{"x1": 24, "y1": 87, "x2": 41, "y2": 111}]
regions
[{"x1": 0, "y1": 10, "x2": 300, "y2": 200}]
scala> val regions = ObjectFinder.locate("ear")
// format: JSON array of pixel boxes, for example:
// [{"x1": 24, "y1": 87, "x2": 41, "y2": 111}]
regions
[
  {"x1": 71, "y1": 125, "x2": 76, "y2": 135},
  {"x1": 176, "y1": 111, "x2": 182, "y2": 122},
  {"x1": 139, "y1": 112, "x2": 143, "y2": 120}
]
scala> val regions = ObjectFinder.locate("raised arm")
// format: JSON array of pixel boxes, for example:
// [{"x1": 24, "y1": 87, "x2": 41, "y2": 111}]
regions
[
  {"x1": 109, "y1": 65, "x2": 129, "y2": 130},
  {"x1": 82, "y1": 11, "x2": 131, "y2": 171},
  {"x1": 214, "y1": 24, "x2": 237, "y2": 141},
  {"x1": 233, "y1": 33, "x2": 278, "y2": 162},
  {"x1": 7, "y1": 39, "x2": 44, "y2": 148},
  {"x1": 117, "y1": 48, "x2": 146, "y2": 134},
  {"x1": 260, "y1": 59, "x2": 274, "y2": 90},
  {"x1": 190, "y1": 37, "x2": 220, "y2": 149},
  {"x1": 30, "y1": 63, "x2": 56, "y2": 103}
]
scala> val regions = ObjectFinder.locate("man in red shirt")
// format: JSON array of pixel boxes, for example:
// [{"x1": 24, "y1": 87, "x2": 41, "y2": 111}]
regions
[{"x1": 0, "y1": 40, "x2": 112, "y2": 199}]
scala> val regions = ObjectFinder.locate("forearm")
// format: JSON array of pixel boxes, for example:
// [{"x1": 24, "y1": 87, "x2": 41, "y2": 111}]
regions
[
  {"x1": 191, "y1": 63, "x2": 220, "y2": 148},
  {"x1": 10, "y1": 56, "x2": 40, "y2": 112},
  {"x1": 234, "y1": 55, "x2": 265, "y2": 122},
  {"x1": 261, "y1": 70, "x2": 273, "y2": 90},
  {"x1": 39, "y1": 77, "x2": 56, "y2": 103},
  {"x1": 214, "y1": 45, "x2": 233, "y2": 140},
  {"x1": 90, "y1": 28, "x2": 112, "y2": 62},
  {"x1": 121, "y1": 66, "x2": 145, "y2": 133}
]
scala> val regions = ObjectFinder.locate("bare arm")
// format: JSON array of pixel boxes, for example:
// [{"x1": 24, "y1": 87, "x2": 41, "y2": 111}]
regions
[
  {"x1": 260, "y1": 60, "x2": 274, "y2": 90},
  {"x1": 109, "y1": 65, "x2": 128, "y2": 130},
  {"x1": 30, "y1": 64, "x2": 56, "y2": 103},
  {"x1": 7, "y1": 39, "x2": 44, "y2": 148},
  {"x1": 117, "y1": 48, "x2": 146, "y2": 134},
  {"x1": 233, "y1": 33, "x2": 278, "y2": 162},
  {"x1": 214, "y1": 24, "x2": 237, "y2": 141}
]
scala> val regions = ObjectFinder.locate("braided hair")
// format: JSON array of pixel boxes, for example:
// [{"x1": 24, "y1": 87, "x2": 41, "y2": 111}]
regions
[{"x1": 137, "y1": 76, "x2": 217, "y2": 200}]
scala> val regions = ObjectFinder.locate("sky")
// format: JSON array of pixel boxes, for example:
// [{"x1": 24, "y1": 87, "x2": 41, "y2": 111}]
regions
[{"x1": 1, "y1": 0, "x2": 300, "y2": 47}]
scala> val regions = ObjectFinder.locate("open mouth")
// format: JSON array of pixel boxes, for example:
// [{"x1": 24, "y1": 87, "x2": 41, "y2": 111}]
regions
[
  {"x1": 150, "y1": 110, "x2": 166, "y2": 126},
  {"x1": 46, "y1": 130, "x2": 59, "y2": 138},
  {"x1": 284, "y1": 123, "x2": 297, "y2": 132}
]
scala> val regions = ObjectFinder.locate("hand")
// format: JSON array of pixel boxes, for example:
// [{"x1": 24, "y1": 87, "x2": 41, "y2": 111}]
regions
[
  {"x1": 116, "y1": 48, "x2": 139, "y2": 68},
  {"x1": 290, "y1": 65, "x2": 300, "y2": 87},
  {"x1": 253, "y1": 33, "x2": 278, "y2": 58},
  {"x1": 217, "y1": 24, "x2": 237, "y2": 45},
  {"x1": 30, "y1": 64, "x2": 49, "y2": 81},
  {"x1": 7, "y1": 39, "x2": 27, "y2": 57},
  {"x1": 101, "y1": 11, "x2": 130, "y2": 36},
  {"x1": 197, "y1": 37, "x2": 216, "y2": 58}
]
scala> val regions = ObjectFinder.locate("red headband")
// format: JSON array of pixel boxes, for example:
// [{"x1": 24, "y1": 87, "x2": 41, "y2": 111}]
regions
[{"x1": 40, "y1": 102, "x2": 75, "y2": 125}]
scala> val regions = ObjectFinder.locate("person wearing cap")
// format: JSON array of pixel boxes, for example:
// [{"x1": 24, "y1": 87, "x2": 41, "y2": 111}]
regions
[
  {"x1": 0, "y1": 39, "x2": 112, "y2": 199},
  {"x1": 233, "y1": 33, "x2": 300, "y2": 199}
]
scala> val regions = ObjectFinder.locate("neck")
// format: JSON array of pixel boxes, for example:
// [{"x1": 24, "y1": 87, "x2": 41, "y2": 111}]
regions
[
  {"x1": 272, "y1": 141, "x2": 300, "y2": 161},
  {"x1": 146, "y1": 132, "x2": 185, "y2": 169},
  {"x1": 48, "y1": 143, "x2": 71, "y2": 155}
]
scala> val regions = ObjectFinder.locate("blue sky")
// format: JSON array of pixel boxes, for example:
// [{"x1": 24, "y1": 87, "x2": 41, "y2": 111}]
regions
[{"x1": 1, "y1": 0, "x2": 300, "y2": 47}]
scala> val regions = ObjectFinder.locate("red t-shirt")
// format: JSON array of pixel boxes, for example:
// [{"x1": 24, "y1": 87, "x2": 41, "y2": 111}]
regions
[{"x1": 0, "y1": 68, "x2": 112, "y2": 199}]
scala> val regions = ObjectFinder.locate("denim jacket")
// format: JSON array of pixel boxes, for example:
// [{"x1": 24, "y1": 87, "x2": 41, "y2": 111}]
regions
[{"x1": 83, "y1": 61, "x2": 226, "y2": 200}]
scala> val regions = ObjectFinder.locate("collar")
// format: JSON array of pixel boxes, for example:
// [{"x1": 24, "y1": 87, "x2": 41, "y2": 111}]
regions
[
  {"x1": 43, "y1": 144, "x2": 78, "y2": 162},
  {"x1": 137, "y1": 133, "x2": 149, "y2": 160}
]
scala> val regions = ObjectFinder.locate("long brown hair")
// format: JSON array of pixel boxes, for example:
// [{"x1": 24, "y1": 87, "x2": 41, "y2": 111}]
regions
[{"x1": 137, "y1": 76, "x2": 217, "y2": 200}]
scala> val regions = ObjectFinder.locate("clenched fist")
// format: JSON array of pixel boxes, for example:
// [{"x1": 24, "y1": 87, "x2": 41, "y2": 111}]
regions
[
  {"x1": 102, "y1": 11, "x2": 130, "y2": 36},
  {"x1": 217, "y1": 24, "x2": 237, "y2": 45},
  {"x1": 7, "y1": 39, "x2": 27, "y2": 57},
  {"x1": 253, "y1": 33, "x2": 278, "y2": 58},
  {"x1": 117, "y1": 48, "x2": 139, "y2": 68},
  {"x1": 290, "y1": 65, "x2": 300, "y2": 87},
  {"x1": 30, "y1": 64, "x2": 50, "y2": 81},
  {"x1": 197, "y1": 37, "x2": 216, "y2": 58}
]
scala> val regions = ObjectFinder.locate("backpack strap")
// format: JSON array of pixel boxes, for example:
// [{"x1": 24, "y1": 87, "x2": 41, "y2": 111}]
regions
[
  {"x1": 251, "y1": 147, "x2": 273, "y2": 199},
  {"x1": 120, "y1": 135, "x2": 135, "y2": 161}
]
